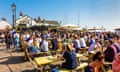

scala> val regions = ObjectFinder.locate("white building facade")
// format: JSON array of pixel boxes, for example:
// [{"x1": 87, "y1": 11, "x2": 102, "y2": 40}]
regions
[{"x1": 16, "y1": 15, "x2": 36, "y2": 28}]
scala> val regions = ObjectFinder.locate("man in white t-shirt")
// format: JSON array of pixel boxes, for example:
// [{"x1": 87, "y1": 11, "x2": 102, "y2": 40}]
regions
[
  {"x1": 80, "y1": 36, "x2": 86, "y2": 48},
  {"x1": 73, "y1": 35, "x2": 81, "y2": 52},
  {"x1": 40, "y1": 37, "x2": 49, "y2": 52}
]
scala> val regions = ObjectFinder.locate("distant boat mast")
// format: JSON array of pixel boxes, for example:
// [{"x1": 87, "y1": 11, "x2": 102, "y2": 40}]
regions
[
  {"x1": 64, "y1": 11, "x2": 68, "y2": 25},
  {"x1": 78, "y1": 11, "x2": 80, "y2": 26},
  {"x1": 66, "y1": 11, "x2": 68, "y2": 24}
]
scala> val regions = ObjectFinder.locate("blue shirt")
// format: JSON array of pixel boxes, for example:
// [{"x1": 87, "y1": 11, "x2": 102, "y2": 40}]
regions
[{"x1": 62, "y1": 51, "x2": 78, "y2": 69}]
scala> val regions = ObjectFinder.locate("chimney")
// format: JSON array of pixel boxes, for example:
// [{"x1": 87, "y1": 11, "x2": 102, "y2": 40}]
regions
[
  {"x1": 2, "y1": 18, "x2": 6, "y2": 21},
  {"x1": 20, "y1": 11, "x2": 23, "y2": 18}
]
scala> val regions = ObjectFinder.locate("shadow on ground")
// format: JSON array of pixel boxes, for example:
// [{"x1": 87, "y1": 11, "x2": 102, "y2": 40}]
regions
[
  {"x1": 0, "y1": 56, "x2": 24, "y2": 64},
  {"x1": 22, "y1": 69, "x2": 36, "y2": 72},
  {"x1": 0, "y1": 48, "x2": 7, "y2": 51}
]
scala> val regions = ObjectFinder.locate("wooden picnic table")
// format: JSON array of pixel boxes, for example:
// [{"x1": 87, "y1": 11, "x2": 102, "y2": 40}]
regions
[
  {"x1": 34, "y1": 55, "x2": 63, "y2": 72},
  {"x1": 89, "y1": 51, "x2": 97, "y2": 54},
  {"x1": 34, "y1": 55, "x2": 62, "y2": 66},
  {"x1": 34, "y1": 53, "x2": 84, "y2": 66},
  {"x1": 76, "y1": 53, "x2": 84, "y2": 58}
]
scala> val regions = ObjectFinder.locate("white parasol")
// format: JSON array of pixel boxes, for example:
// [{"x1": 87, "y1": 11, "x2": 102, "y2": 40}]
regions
[{"x1": 0, "y1": 21, "x2": 12, "y2": 31}]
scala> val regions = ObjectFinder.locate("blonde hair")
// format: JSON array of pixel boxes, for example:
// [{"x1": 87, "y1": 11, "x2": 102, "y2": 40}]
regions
[
  {"x1": 33, "y1": 37, "x2": 38, "y2": 46},
  {"x1": 66, "y1": 44, "x2": 74, "y2": 52}
]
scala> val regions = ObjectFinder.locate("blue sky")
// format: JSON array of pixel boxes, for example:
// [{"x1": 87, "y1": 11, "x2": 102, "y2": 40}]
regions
[{"x1": 0, "y1": 0, "x2": 120, "y2": 31}]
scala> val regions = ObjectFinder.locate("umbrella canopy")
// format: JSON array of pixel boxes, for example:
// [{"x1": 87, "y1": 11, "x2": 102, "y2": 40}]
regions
[
  {"x1": 71, "y1": 28, "x2": 81, "y2": 30},
  {"x1": 88, "y1": 27, "x2": 106, "y2": 32},
  {"x1": 0, "y1": 21, "x2": 12, "y2": 31},
  {"x1": 62, "y1": 24, "x2": 78, "y2": 28},
  {"x1": 57, "y1": 24, "x2": 79, "y2": 30}
]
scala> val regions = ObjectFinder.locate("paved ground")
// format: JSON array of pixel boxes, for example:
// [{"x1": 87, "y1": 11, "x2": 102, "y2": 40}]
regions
[
  {"x1": 0, "y1": 43, "x2": 35, "y2": 72},
  {"x1": 0, "y1": 43, "x2": 112, "y2": 72}
]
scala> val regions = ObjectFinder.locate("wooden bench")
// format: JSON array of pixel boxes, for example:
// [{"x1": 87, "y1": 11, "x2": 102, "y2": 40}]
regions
[
  {"x1": 59, "y1": 63, "x2": 88, "y2": 72},
  {"x1": 74, "y1": 63, "x2": 88, "y2": 70},
  {"x1": 25, "y1": 48, "x2": 62, "y2": 72},
  {"x1": 104, "y1": 62, "x2": 112, "y2": 71},
  {"x1": 23, "y1": 42, "x2": 60, "y2": 61},
  {"x1": 25, "y1": 46, "x2": 54, "y2": 72},
  {"x1": 79, "y1": 47, "x2": 89, "y2": 51},
  {"x1": 104, "y1": 62, "x2": 112, "y2": 65},
  {"x1": 25, "y1": 46, "x2": 41, "y2": 72}
]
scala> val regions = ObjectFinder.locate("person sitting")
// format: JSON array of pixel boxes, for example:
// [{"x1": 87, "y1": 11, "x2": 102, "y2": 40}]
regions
[
  {"x1": 62, "y1": 44, "x2": 78, "y2": 69},
  {"x1": 85, "y1": 51, "x2": 104, "y2": 72},
  {"x1": 88, "y1": 39, "x2": 101, "y2": 52},
  {"x1": 33, "y1": 36, "x2": 40, "y2": 49},
  {"x1": 51, "y1": 36, "x2": 59, "y2": 51},
  {"x1": 104, "y1": 40, "x2": 116, "y2": 62},
  {"x1": 28, "y1": 35, "x2": 40, "y2": 53},
  {"x1": 80, "y1": 35, "x2": 86, "y2": 48},
  {"x1": 73, "y1": 35, "x2": 81, "y2": 53},
  {"x1": 89, "y1": 36, "x2": 95, "y2": 46},
  {"x1": 40, "y1": 36, "x2": 49, "y2": 52},
  {"x1": 112, "y1": 53, "x2": 120, "y2": 72}
]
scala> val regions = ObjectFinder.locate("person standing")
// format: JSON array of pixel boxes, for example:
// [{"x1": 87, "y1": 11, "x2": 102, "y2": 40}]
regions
[
  {"x1": 5, "y1": 31, "x2": 12, "y2": 50},
  {"x1": 13, "y1": 32, "x2": 19, "y2": 51}
]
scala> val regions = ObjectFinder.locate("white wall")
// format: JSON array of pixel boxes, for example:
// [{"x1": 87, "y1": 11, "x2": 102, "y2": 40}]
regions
[{"x1": 16, "y1": 16, "x2": 36, "y2": 27}]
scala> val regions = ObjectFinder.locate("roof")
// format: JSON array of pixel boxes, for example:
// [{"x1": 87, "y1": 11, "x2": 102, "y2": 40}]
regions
[
  {"x1": 16, "y1": 15, "x2": 34, "y2": 21},
  {"x1": 16, "y1": 15, "x2": 36, "y2": 26},
  {"x1": 41, "y1": 20, "x2": 59, "y2": 25}
]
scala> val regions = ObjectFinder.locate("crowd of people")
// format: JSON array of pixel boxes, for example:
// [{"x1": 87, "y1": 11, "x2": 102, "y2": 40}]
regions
[{"x1": 2, "y1": 29, "x2": 120, "y2": 72}]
